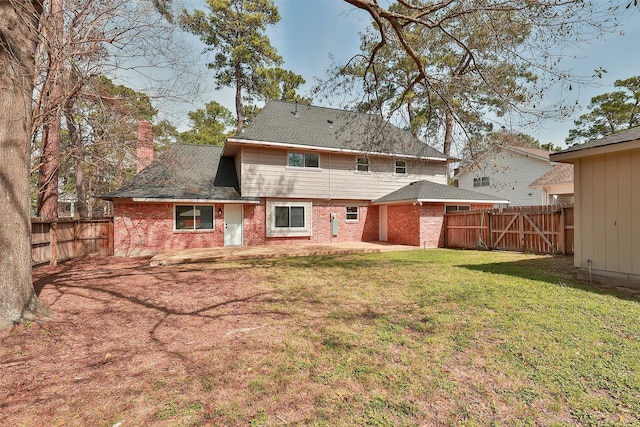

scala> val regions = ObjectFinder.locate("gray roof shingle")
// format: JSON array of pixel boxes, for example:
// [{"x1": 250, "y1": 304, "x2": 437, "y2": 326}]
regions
[
  {"x1": 102, "y1": 144, "x2": 252, "y2": 201},
  {"x1": 232, "y1": 100, "x2": 447, "y2": 159},
  {"x1": 373, "y1": 180, "x2": 509, "y2": 204},
  {"x1": 529, "y1": 163, "x2": 574, "y2": 187},
  {"x1": 555, "y1": 126, "x2": 640, "y2": 155}
]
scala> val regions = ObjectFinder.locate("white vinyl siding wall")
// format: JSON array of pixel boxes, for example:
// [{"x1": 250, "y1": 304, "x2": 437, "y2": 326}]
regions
[
  {"x1": 457, "y1": 149, "x2": 552, "y2": 206},
  {"x1": 239, "y1": 146, "x2": 446, "y2": 200}
]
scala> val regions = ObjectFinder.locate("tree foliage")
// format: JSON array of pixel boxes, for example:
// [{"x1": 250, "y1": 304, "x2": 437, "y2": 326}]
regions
[
  {"x1": 339, "y1": 0, "x2": 629, "y2": 160},
  {"x1": 566, "y1": 76, "x2": 640, "y2": 145},
  {"x1": 331, "y1": 3, "x2": 537, "y2": 166},
  {"x1": 57, "y1": 76, "x2": 165, "y2": 215},
  {"x1": 179, "y1": 0, "x2": 307, "y2": 133},
  {"x1": 180, "y1": 0, "x2": 279, "y2": 134},
  {"x1": 178, "y1": 100, "x2": 235, "y2": 145}
]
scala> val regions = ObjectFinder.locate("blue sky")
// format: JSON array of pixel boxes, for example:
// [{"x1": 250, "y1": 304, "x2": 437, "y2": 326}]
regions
[{"x1": 175, "y1": 0, "x2": 640, "y2": 149}]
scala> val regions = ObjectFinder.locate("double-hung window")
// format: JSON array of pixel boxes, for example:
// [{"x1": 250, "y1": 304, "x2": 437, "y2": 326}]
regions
[
  {"x1": 175, "y1": 205, "x2": 214, "y2": 230},
  {"x1": 288, "y1": 152, "x2": 319, "y2": 168},
  {"x1": 346, "y1": 206, "x2": 359, "y2": 221},
  {"x1": 473, "y1": 176, "x2": 490, "y2": 187},
  {"x1": 356, "y1": 157, "x2": 370, "y2": 172},
  {"x1": 395, "y1": 160, "x2": 407, "y2": 175}
]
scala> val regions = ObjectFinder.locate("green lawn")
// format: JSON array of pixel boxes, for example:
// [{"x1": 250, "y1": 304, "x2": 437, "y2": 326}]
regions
[
  {"x1": 9, "y1": 250, "x2": 640, "y2": 426},
  {"x1": 222, "y1": 250, "x2": 640, "y2": 426}
]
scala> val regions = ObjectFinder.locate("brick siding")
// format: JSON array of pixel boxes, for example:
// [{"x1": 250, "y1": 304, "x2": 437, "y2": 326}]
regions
[{"x1": 113, "y1": 199, "x2": 492, "y2": 256}]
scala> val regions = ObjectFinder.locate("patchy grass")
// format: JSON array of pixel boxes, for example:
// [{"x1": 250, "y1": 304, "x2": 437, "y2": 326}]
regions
[{"x1": 2, "y1": 250, "x2": 640, "y2": 426}]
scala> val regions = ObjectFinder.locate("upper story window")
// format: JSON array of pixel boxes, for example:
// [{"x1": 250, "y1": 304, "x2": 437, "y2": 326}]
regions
[
  {"x1": 395, "y1": 160, "x2": 407, "y2": 175},
  {"x1": 356, "y1": 157, "x2": 370, "y2": 172},
  {"x1": 288, "y1": 152, "x2": 319, "y2": 168},
  {"x1": 175, "y1": 205, "x2": 214, "y2": 231},
  {"x1": 473, "y1": 176, "x2": 490, "y2": 187}
]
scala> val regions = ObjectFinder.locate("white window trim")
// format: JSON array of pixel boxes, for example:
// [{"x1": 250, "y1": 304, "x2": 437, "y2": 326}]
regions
[
  {"x1": 266, "y1": 200, "x2": 313, "y2": 237},
  {"x1": 173, "y1": 204, "x2": 216, "y2": 232},
  {"x1": 345, "y1": 206, "x2": 359, "y2": 222},
  {"x1": 355, "y1": 157, "x2": 370, "y2": 174},
  {"x1": 394, "y1": 160, "x2": 407, "y2": 175},
  {"x1": 473, "y1": 176, "x2": 490, "y2": 187}
]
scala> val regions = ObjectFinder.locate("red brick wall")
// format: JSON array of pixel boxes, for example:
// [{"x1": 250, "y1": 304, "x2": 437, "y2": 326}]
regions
[
  {"x1": 136, "y1": 121, "x2": 155, "y2": 173},
  {"x1": 113, "y1": 199, "x2": 493, "y2": 255},
  {"x1": 419, "y1": 203, "x2": 445, "y2": 248},
  {"x1": 386, "y1": 204, "x2": 421, "y2": 246},
  {"x1": 262, "y1": 202, "x2": 379, "y2": 245},
  {"x1": 113, "y1": 200, "x2": 381, "y2": 255},
  {"x1": 113, "y1": 202, "x2": 224, "y2": 256}
]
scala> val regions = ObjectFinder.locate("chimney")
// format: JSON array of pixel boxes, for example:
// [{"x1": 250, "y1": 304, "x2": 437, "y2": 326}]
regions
[{"x1": 136, "y1": 120, "x2": 155, "y2": 172}]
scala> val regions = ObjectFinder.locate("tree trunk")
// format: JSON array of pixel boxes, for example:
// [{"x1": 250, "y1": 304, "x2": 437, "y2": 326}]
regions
[
  {"x1": 36, "y1": 0, "x2": 64, "y2": 220},
  {"x1": 64, "y1": 99, "x2": 88, "y2": 218},
  {"x1": 235, "y1": 63, "x2": 244, "y2": 135},
  {"x1": 443, "y1": 107, "x2": 454, "y2": 182},
  {"x1": 0, "y1": 0, "x2": 50, "y2": 329}
]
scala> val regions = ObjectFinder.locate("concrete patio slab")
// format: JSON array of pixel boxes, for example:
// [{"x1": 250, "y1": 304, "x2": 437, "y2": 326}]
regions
[{"x1": 149, "y1": 241, "x2": 421, "y2": 266}]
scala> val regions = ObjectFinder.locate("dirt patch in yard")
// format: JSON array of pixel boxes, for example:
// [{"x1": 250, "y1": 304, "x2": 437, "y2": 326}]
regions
[
  {"x1": 1, "y1": 257, "x2": 289, "y2": 426},
  {"x1": 2, "y1": 252, "x2": 638, "y2": 426}
]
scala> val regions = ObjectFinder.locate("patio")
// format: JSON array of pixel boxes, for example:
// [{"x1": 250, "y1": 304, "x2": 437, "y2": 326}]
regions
[{"x1": 149, "y1": 241, "x2": 421, "y2": 266}]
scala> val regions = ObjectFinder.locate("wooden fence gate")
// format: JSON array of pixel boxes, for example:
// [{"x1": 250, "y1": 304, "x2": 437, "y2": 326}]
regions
[{"x1": 444, "y1": 204, "x2": 574, "y2": 255}]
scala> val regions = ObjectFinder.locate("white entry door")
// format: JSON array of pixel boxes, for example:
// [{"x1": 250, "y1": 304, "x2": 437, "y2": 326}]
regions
[
  {"x1": 379, "y1": 205, "x2": 388, "y2": 242},
  {"x1": 224, "y1": 204, "x2": 243, "y2": 246}
]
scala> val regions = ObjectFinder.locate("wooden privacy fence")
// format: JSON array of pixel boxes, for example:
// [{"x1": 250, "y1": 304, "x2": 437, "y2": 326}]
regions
[
  {"x1": 31, "y1": 218, "x2": 114, "y2": 266},
  {"x1": 444, "y1": 204, "x2": 574, "y2": 255}
]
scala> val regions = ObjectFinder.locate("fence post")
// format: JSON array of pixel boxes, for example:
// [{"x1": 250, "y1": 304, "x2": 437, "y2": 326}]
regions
[
  {"x1": 559, "y1": 207, "x2": 566, "y2": 255},
  {"x1": 488, "y1": 212, "x2": 493, "y2": 249},
  {"x1": 518, "y1": 214, "x2": 525, "y2": 252},
  {"x1": 110, "y1": 220, "x2": 115, "y2": 255},
  {"x1": 73, "y1": 220, "x2": 79, "y2": 258},
  {"x1": 49, "y1": 221, "x2": 58, "y2": 267}
]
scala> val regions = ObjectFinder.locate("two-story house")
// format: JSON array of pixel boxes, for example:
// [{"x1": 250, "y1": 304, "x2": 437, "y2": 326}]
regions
[
  {"x1": 454, "y1": 144, "x2": 574, "y2": 206},
  {"x1": 104, "y1": 101, "x2": 506, "y2": 256}
]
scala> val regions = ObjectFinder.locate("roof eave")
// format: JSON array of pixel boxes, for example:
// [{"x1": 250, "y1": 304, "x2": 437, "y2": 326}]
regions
[
  {"x1": 372, "y1": 198, "x2": 509, "y2": 206},
  {"x1": 225, "y1": 137, "x2": 448, "y2": 162},
  {"x1": 551, "y1": 139, "x2": 640, "y2": 162},
  {"x1": 130, "y1": 197, "x2": 261, "y2": 204},
  {"x1": 105, "y1": 196, "x2": 260, "y2": 204}
]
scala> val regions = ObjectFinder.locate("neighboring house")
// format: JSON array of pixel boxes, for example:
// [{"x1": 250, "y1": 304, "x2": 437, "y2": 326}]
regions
[
  {"x1": 103, "y1": 101, "x2": 506, "y2": 256},
  {"x1": 528, "y1": 163, "x2": 575, "y2": 205},
  {"x1": 455, "y1": 145, "x2": 566, "y2": 206},
  {"x1": 550, "y1": 127, "x2": 640, "y2": 288}
]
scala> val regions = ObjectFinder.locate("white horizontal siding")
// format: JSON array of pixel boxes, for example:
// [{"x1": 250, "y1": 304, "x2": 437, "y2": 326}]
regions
[
  {"x1": 240, "y1": 146, "x2": 446, "y2": 200},
  {"x1": 457, "y1": 149, "x2": 552, "y2": 206}
]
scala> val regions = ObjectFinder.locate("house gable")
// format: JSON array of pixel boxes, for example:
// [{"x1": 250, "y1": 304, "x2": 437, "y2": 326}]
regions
[{"x1": 455, "y1": 145, "x2": 554, "y2": 206}]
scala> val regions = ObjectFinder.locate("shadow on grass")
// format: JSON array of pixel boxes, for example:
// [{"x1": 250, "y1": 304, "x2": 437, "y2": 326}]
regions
[
  {"x1": 458, "y1": 255, "x2": 640, "y2": 303},
  {"x1": 249, "y1": 252, "x2": 426, "y2": 270}
]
